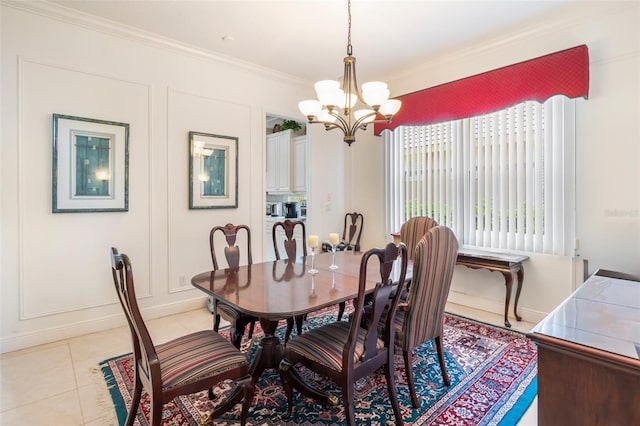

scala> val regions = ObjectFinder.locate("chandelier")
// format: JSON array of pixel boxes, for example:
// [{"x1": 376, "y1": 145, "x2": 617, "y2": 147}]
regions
[{"x1": 298, "y1": 0, "x2": 401, "y2": 146}]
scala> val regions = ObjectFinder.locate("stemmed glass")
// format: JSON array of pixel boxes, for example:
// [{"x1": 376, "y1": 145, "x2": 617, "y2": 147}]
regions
[
  {"x1": 309, "y1": 274, "x2": 317, "y2": 298},
  {"x1": 328, "y1": 232, "x2": 340, "y2": 270},
  {"x1": 308, "y1": 234, "x2": 319, "y2": 275}
]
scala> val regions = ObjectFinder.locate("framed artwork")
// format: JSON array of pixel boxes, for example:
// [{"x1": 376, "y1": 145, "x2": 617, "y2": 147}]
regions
[
  {"x1": 52, "y1": 114, "x2": 129, "y2": 213},
  {"x1": 189, "y1": 131, "x2": 238, "y2": 209}
]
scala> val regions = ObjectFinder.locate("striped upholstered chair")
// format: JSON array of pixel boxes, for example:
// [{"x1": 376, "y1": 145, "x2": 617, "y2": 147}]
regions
[
  {"x1": 384, "y1": 226, "x2": 458, "y2": 409},
  {"x1": 279, "y1": 243, "x2": 408, "y2": 426},
  {"x1": 400, "y1": 216, "x2": 438, "y2": 262},
  {"x1": 110, "y1": 248, "x2": 254, "y2": 426}
]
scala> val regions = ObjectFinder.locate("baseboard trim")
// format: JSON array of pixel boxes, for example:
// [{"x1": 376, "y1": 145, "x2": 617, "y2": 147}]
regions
[
  {"x1": 448, "y1": 290, "x2": 548, "y2": 326},
  {"x1": 0, "y1": 298, "x2": 207, "y2": 354}
]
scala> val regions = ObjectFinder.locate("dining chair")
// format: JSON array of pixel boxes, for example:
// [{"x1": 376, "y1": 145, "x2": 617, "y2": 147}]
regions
[
  {"x1": 339, "y1": 211, "x2": 364, "y2": 252},
  {"x1": 210, "y1": 223, "x2": 258, "y2": 349},
  {"x1": 327, "y1": 211, "x2": 365, "y2": 320},
  {"x1": 272, "y1": 219, "x2": 307, "y2": 343},
  {"x1": 110, "y1": 247, "x2": 254, "y2": 426},
  {"x1": 382, "y1": 225, "x2": 458, "y2": 408},
  {"x1": 279, "y1": 242, "x2": 408, "y2": 426},
  {"x1": 400, "y1": 216, "x2": 438, "y2": 262},
  {"x1": 321, "y1": 212, "x2": 364, "y2": 254}
]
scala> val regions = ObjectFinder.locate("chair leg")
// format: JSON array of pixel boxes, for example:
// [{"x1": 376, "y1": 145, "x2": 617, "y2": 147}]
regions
[
  {"x1": 295, "y1": 315, "x2": 304, "y2": 336},
  {"x1": 403, "y1": 348, "x2": 420, "y2": 409},
  {"x1": 342, "y1": 380, "x2": 356, "y2": 426},
  {"x1": 384, "y1": 355, "x2": 404, "y2": 426},
  {"x1": 284, "y1": 317, "x2": 294, "y2": 344},
  {"x1": 213, "y1": 313, "x2": 221, "y2": 332},
  {"x1": 125, "y1": 375, "x2": 143, "y2": 426},
  {"x1": 149, "y1": 393, "x2": 163, "y2": 426},
  {"x1": 278, "y1": 358, "x2": 295, "y2": 419},
  {"x1": 247, "y1": 320, "x2": 255, "y2": 339},
  {"x1": 435, "y1": 335, "x2": 450, "y2": 386},
  {"x1": 208, "y1": 374, "x2": 254, "y2": 426},
  {"x1": 239, "y1": 376, "x2": 255, "y2": 426},
  {"x1": 230, "y1": 322, "x2": 245, "y2": 349},
  {"x1": 337, "y1": 302, "x2": 346, "y2": 321}
]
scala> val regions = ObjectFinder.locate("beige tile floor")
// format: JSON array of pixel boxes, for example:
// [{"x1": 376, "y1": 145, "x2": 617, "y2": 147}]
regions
[{"x1": 0, "y1": 302, "x2": 537, "y2": 425}]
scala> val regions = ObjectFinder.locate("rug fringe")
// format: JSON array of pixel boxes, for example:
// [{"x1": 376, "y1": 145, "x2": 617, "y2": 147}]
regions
[{"x1": 91, "y1": 365, "x2": 119, "y2": 426}]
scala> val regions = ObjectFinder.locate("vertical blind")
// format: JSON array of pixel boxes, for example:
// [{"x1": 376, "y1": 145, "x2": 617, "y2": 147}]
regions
[{"x1": 384, "y1": 95, "x2": 576, "y2": 256}]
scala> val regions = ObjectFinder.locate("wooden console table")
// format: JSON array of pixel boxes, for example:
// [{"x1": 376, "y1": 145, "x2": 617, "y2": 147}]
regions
[
  {"x1": 391, "y1": 233, "x2": 527, "y2": 328},
  {"x1": 527, "y1": 269, "x2": 640, "y2": 425},
  {"x1": 455, "y1": 248, "x2": 528, "y2": 328}
]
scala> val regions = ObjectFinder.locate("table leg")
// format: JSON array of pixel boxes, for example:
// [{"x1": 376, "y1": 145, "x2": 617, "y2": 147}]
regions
[
  {"x1": 249, "y1": 318, "x2": 283, "y2": 382},
  {"x1": 513, "y1": 267, "x2": 524, "y2": 322},
  {"x1": 502, "y1": 271, "x2": 514, "y2": 328}
]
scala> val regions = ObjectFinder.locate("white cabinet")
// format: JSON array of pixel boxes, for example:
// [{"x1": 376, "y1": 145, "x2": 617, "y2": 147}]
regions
[
  {"x1": 293, "y1": 135, "x2": 308, "y2": 192},
  {"x1": 266, "y1": 130, "x2": 292, "y2": 193},
  {"x1": 266, "y1": 130, "x2": 307, "y2": 193},
  {"x1": 264, "y1": 219, "x2": 277, "y2": 261}
]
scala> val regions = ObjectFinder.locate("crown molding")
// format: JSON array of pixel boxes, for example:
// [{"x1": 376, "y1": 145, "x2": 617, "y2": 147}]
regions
[{"x1": 2, "y1": 0, "x2": 309, "y2": 87}]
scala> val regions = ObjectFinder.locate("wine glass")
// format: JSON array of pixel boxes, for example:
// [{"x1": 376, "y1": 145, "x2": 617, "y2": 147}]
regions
[
  {"x1": 328, "y1": 232, "x2": 340, "y2": 270},
  {"x1": 308, "y1": 234, "x2": 319, "y2": 274}
]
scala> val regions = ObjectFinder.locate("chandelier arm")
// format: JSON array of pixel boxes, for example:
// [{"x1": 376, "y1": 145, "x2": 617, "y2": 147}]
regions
[
  {"x1": 328, "y1": 110, "x2": 351, "y2": 132},
  {"x1": 305, "y1": 119, "x2": 342, "y2": 132},
  {"x1": 348, "y1": 112, "x2": 377, "y2": 133}
]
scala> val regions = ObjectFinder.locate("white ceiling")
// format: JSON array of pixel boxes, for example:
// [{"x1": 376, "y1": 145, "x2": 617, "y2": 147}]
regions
[{"x1": 49, "y1": 0, "x2": 574, "y2": 82}]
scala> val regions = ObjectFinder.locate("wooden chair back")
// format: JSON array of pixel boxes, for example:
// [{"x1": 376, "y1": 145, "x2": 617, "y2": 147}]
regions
[
  {"x1": 272, "y1": 219, "x2": 307, "y2": 260},
  {"x1": 210, "y1": 223, "x2": 252, "y2": 269},
  {"x1": 341, "y1": 212, "x2": 364, "y2": 251},
  {"x1": 349, "y1": 242, "x2": 408, "y2": 366},
  {"x1": 110, "y1": 247, "x2": 157, "y2": 390}
]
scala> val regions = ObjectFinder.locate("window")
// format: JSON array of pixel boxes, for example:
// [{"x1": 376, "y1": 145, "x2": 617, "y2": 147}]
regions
[{"x1": 384, "y1": 95, "x2": 577, "y2": 256}]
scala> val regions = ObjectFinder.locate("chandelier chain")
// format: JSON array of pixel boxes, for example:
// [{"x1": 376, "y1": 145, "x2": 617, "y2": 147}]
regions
[{"x1": 347, "y1": 0, "x2": 352, "y2": 56}]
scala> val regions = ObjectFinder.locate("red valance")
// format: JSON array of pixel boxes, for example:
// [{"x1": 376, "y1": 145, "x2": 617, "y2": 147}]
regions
[{"x1": 374, "y1": 45, "x2": 589, "y2": 135}]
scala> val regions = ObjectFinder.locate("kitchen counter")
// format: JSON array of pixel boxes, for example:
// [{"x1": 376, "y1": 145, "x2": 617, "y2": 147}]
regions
[{"x1": 265, "y1": 216, "x2": 306, "y2": 221}]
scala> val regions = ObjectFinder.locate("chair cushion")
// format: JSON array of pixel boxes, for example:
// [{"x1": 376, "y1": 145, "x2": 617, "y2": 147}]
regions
[
  {"x1": 217, "y1": 302, "x2": 249, "y2": 321},
  {"x1": 158, "y1": 330, "x2": 248, "y2": 389},
  {"x1": 285, "y1": 321, "x2": 383, "y2": 371}
]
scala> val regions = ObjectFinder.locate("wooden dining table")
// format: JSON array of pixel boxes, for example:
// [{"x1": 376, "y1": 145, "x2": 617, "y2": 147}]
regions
[{"x1": 191, "y1": 250, "x2": 385, "y2": 382}]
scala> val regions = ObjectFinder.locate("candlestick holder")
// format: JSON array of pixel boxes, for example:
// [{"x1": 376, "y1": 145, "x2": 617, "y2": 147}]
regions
[
  {"x1": 308, "y1": 246, "x2": 318, "y2": 275},
  {"x1": 309, "y1": 275, "x2": 317, "y2": 298},
  {"x1": 328, "y1": 232, "x2": 340, "y2": 270},
  {"x1": 329, "y1": 244, "x2": 339, "y2": 270}
]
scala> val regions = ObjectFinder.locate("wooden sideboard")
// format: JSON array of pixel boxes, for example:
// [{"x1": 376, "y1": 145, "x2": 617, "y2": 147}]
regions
[
  {"x1": 391, "y1": 232, "x2": 528, "y2": 328},
  {"x1": 527, "y1": 269, "x2": 640, "y2": 425},
  {"x1": 455, "y1": 248, "x2": 528, "y2": 328}
]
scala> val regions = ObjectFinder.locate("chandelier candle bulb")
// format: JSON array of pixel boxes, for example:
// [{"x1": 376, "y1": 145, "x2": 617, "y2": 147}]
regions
[{"x1": 329, "y1": 233, "x2": 340, "y2": 246}]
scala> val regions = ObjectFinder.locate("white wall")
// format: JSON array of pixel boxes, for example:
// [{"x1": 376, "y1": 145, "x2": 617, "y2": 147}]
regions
[
  {"x1": 350, "y1": 1, "x2": 639, "y2": 324},
  {"x1": 0, "y1": 2, "x2": 349, "y2": 353}
]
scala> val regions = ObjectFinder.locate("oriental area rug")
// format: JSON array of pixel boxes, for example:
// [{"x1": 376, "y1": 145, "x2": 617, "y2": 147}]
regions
[{"x1": 100, "y1": 307, "x2": 537, "y2": 426}]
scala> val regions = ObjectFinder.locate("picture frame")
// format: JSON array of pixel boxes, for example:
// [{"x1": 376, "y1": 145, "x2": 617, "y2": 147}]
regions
[
  {"x1": 52, "y1": 114, "x2": 129, "y2": 213},
  {"x1": 189, "y1": 131, "x2": 238, "y2": 209}
]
